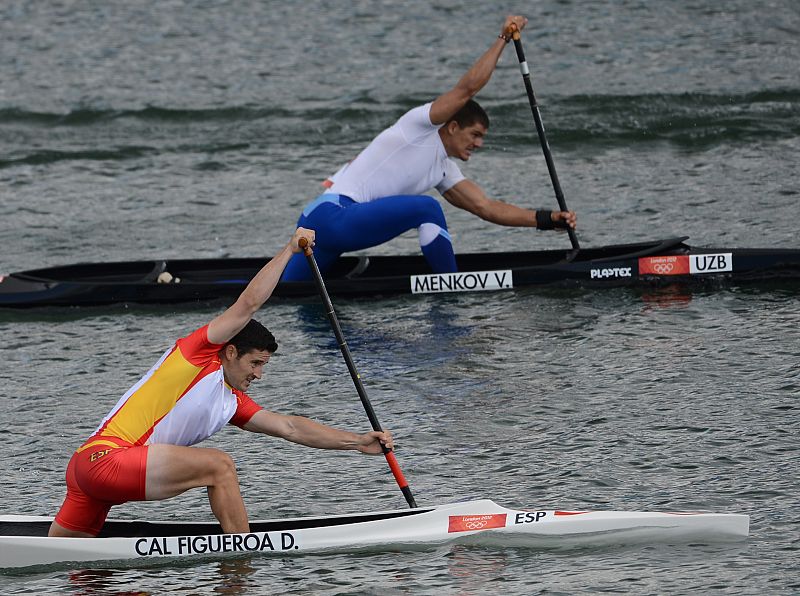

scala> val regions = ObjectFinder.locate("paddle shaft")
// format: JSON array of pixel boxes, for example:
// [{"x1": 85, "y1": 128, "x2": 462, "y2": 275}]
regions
[
  {"x1": 510, "y1": 27, "x2": 580, "y2": 251},
  {"x1": 299, "y1": 239, "x2": 418, "y2": 508}
]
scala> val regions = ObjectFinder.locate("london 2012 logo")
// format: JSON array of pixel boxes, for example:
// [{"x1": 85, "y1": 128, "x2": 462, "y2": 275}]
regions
[
  {"x1": 447, "y1": 514, "x2": 507, "y2": 533},
  {"x1": 639, "y1": 255, "x2": 689, "y2": 276}
]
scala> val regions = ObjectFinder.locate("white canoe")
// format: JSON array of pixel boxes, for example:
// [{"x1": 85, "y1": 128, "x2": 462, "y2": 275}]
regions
[{"x1": 0, "y1": 499, "x2": 749, "y2": 569}]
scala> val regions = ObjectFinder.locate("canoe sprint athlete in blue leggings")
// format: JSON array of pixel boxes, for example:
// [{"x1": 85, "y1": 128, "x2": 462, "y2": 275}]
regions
[{"x1": 282, "y1": 15, "x2": 577, "y2": 282}]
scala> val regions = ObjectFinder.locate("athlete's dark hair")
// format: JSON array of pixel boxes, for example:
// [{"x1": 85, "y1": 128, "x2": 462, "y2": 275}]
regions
[
  {"x1": 447, "y1": 99, "x2": 490, "y2": 129},
  {"x1": 227, "y1": 319, "x2": 278, "y2": 356}
]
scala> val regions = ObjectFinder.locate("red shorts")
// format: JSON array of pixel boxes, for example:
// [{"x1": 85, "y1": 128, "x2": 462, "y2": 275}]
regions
[{"x1": 54, "y1": 436, "x2": 148, "y2": 536}]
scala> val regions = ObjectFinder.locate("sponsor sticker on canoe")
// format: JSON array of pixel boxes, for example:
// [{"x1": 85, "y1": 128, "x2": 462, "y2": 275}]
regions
[
  {"x1": 639, "y1": 253, "x2": 733, "y2": 276},
  {"x1": 448, "y1": 514, "x2": 507, "y2": 533},
  {"x1": 590, "y1": 266, "x2": 633, "y2": 279},
  {"x1": 638, "y1": 255, "x2": 690, "y2": 276},
  {"x1": 410, "y1": 270, "x2": 513, "y2": 294}
]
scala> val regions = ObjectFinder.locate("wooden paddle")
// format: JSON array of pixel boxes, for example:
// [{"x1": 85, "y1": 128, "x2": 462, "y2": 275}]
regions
[
  {"x1": 508, "y1": 23, "x2": 580, "y2": 254},
  {"x1": 299, "y1": 238, "x2": 418, "y2": 508}
]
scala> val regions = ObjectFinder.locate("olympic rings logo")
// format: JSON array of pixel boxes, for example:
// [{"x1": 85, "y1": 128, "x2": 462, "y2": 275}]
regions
[
  {"x1": 465, "y1": 521, "x2": 488, "y2": 530},
  {"x1": 653, "y1": 263, "x2": 674, "y2": 274}
]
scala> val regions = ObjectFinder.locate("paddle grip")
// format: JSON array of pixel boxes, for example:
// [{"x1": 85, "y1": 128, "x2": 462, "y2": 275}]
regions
[{"x1": 298, "y1": 236, "x2": 313, "y2": 256}]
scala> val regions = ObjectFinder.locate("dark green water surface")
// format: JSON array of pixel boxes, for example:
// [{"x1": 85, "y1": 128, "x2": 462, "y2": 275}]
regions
[{"x1": 1, "y1": 1, "x2": 798, "y2": 594}]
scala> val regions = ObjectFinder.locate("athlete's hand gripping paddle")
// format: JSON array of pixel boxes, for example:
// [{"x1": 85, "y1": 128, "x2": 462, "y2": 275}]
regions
[
  {"x1": 507, "y1": 23, "x2": 580, "y2": 254},
  {"x1": 299, "y1": 237, "x2": 418, "y2": 508}
]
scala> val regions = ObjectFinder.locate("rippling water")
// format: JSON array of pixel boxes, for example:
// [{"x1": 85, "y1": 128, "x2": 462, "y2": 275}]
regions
[{"x1": 1, "y1": 0, "x2": 799, "y2": 594}]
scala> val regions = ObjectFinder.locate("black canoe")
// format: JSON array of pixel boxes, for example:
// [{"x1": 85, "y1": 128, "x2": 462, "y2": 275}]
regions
[{"x1": 2, "y1": 237, "x2": 800, "y2": 308}]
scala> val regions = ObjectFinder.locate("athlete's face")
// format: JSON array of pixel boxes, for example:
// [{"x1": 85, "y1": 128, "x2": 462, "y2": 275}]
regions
[
  {"x1": 221, "y1": 346, "x2": 272, "y2": 392},
  {"x1": 444, "y1": 121, "x2": 487, "y2": 161}
]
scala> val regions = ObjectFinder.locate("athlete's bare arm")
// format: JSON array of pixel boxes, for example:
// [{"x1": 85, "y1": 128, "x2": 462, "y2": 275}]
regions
[
  {"x1": 443, "y1": 179, "x2": 576, "y2": 229},
  {"x1": 243, "y1": 409, "x2": 392, "y2": 455},
  {"x1": 206, "y1": 228, "x2": 315, "y2": 345},
  {"x1": 429, "y1": 15, "x2": 528, "y2": 125}
]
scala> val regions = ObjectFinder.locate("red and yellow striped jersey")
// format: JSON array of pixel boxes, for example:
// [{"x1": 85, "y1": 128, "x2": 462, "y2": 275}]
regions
[{"x1": 92, "y1": 326, "x2": 262, "y2": 446}]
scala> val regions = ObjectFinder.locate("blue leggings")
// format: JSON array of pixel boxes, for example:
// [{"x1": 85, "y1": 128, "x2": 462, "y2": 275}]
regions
[{"x1": 282, "y1": 194, "x2": 457, "y2": 281}]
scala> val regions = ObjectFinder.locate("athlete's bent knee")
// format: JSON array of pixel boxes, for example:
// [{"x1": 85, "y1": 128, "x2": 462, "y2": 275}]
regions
[
  {"x1": 410, "y1": 195, "x2": 445, "y2": 220},
  {"x1": 208, "y1": 451, "x2": 239, "y2": 486}
]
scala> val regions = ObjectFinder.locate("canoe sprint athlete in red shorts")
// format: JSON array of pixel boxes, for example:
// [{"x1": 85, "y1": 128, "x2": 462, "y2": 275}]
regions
[
  {"x1": 50, "y1": 228, "x2": 394, "y2": 538},
  {"x1": 56, "y1": 437, "x2": 148, "y2": 535}
]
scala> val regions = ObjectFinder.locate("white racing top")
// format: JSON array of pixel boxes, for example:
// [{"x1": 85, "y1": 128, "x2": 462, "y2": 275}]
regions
[{"x1": 327, "y1": 102, "x2": 465, "y2": 202}]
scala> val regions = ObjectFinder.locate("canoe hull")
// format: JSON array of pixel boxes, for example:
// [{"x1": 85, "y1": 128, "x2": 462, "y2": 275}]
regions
[
  {"x1": 2, "y1": 237, "x2": 800, "y2": 308},
  {"x1": 0, "y1": 500, "x2": 749, "y2": 569}
]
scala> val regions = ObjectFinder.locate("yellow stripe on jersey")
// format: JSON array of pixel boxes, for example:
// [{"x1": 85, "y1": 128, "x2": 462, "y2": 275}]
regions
[
  {"x1": 102, "y1": 348, "x2": 205, "y2": 444},
  {"x1": 75, "y1": 439, "x2": 126, "y2": 454}
]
